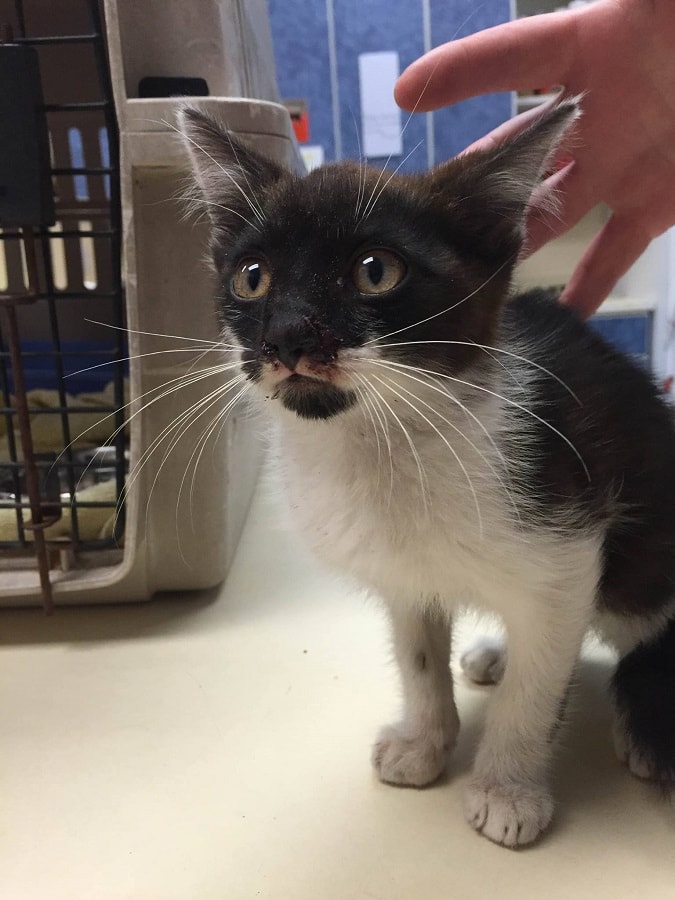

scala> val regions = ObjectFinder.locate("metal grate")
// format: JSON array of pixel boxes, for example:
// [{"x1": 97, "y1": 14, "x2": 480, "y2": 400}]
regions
[{"x1": 0, "y1": 0, "x2": 126, "y2": 611}]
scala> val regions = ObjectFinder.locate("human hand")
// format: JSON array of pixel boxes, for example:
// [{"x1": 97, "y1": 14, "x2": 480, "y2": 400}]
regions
[{"x1": 395, "y1": 0, "x2": 675, "y2": 317}]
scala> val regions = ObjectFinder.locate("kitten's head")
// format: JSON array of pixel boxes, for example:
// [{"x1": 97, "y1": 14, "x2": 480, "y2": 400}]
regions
[{"x1": 179, "y1": 101, "x2": 577, "y2": 421}]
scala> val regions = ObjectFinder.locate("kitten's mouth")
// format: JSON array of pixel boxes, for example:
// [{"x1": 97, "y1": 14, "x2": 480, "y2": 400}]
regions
[
  {"x1": 286, "y1": 372, "x2": 321, "y2": 385},
  {"x1": 274, "y1": 372, "x2": 357, "y2": 420}
]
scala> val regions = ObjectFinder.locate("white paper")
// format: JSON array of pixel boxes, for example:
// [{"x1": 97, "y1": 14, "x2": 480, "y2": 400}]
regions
[
  {"x1": 300, "y1": 145, "x2": 325, "y2": 172},
  {"x1": 358, "y1": 51, "x2": 402, "y2": 158}
]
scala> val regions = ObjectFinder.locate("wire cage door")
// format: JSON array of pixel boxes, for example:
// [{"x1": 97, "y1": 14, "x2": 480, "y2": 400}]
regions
[
  {"x1": 0, "y1": 0, "x2": 126, "y2": 611},
  {"x1": 1, "y1": 0, "x2": 301, "y2": 609}
]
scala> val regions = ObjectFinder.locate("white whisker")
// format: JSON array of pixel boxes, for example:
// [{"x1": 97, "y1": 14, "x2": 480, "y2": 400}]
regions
[
  {"x1": 82, "y1": 317, "x2": 245, "y2": 349},
  {"x1": 221, "y1": 130, "x2": 267, "y2": 222},
  {"x1": 64, "y1": 346, "x2": 226, "y2": 380},
  {"x1": 358, "y1": 138, "x2": 425, "y2": 224},
  {"x1": 368, "y1": 359, "x2": 523, "y2": 529},
  {"x1": 361, "y1": 377, "x2": 430, "y2": 512},
  {"x1": 353, "y1": 114, "x2": 368, "y2": 223},
  {"x1": 146, "y1": 381, "x2": 241, "y2": 547},
  {"x1": 375, "y1": 340, "x2": 581, "y2": 404},
  {"x1": 120, "y1": 372, "x2": 248, "y2": 540},
  {"x1": 164, "y1": 118, "x2": 266, "y2": 227},
  {"x1": 127, "y1": 372, "x2": 247, "y2": 498},
  {"x1": 355, "y1": 0, "x2": 483, "y2": 223},
  {"x1": 373, "y1": 358, "x2": 590, "y2": 480},
  {"x1": 349, "y1": 370, "x2": 395, "y2": 501},
  {"x1": 53, "y1": 361, "x2": 248, "y2": 490},
  {"x1": 368, "y1": 357, "x2": 510, "y2": 471},
  {"x1": 364, "y1": 256, "x2": 515, "y2": 345},
  {"x1": 183, "y1": 382, "x2": 250, "y2": 540},
  {"x1": 372, "y1": 373, "x2": 482, "y2": 535},
  {"x1": 182, "y1": 195, "x2": 261, "y2": 232},
  {"x1": 351, "y1": 369, "x2": 394, "y2": 457},
  {"x1": 353, "y1": 382, "x2": 382, "y2": 468}
]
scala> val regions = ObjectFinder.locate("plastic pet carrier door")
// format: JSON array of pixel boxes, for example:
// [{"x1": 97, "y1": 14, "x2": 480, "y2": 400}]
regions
[{"x1": 0, "y1": 0, "x2": 299, "y2": 608}]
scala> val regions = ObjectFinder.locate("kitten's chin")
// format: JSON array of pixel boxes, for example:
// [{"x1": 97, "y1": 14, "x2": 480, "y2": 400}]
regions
[{"x1": 276, "y1": 376, "x2": 357, "y2": 420}]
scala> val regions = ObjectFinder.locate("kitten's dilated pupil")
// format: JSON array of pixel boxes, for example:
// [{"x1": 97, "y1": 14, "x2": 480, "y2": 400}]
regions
[
  {"x1": 246, "y1": 264, "x2": 261, "y2": 291},
  {"x1": 364, "y1": 255, "x2": 383, "y2": 285}
]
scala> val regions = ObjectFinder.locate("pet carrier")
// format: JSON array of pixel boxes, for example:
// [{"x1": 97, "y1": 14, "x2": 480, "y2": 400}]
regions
[{"x1": 0, "y1": 0, "x2": 299, "y2": 609}]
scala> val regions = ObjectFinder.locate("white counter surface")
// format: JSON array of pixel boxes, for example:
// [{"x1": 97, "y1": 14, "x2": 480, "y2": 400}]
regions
[{"x1": 2, "y1": 473, "x2": 674, "y2": 899}]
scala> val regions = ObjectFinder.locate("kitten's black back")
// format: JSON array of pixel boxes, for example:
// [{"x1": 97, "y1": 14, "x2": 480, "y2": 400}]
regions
[{"x1": 504, "y1": 289, "x2": 675, "y2": 615}]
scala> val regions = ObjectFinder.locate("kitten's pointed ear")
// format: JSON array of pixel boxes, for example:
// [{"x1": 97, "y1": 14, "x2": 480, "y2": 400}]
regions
[
  {"x1": 177, "y1": 106, "x2": 285, "y2": 236},
  {"x1": 435, "y1": 98, "x2": 581, "y2": 257}
]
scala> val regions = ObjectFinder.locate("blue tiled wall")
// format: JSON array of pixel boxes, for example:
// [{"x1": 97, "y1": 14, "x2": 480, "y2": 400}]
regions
[
  {"x1": 429, "y1": 1, "x2": 512, "y2": 161},
  {"x1": 268, "y1": 0, "x2": 511, "y2": 172},
  {"x1": 591, "y1": 314, "x2": 652, "y2": 367},
  {"x1": 332, "y1": 0, "x2": 427, "y2": 169},
  {"x1": 268, "y1": 0, "x2": 338, "y2": 160}
]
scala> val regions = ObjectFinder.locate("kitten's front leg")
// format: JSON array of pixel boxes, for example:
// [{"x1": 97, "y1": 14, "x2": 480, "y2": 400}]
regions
[
  {"x1": 464, "y1": 573, "x2": 596, "y2": 848},
  {"x1": 373, "y1": 600, "x2": 459, "y2": 787}
]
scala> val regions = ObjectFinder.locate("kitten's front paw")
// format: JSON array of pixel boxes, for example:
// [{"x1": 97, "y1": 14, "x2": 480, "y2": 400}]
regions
[
  {"x1": 372, "y1": 717, "x2": 457, "y2": 787},
  {"x1": 463, "y1": 777, "x2": 554, "y2": 848}
]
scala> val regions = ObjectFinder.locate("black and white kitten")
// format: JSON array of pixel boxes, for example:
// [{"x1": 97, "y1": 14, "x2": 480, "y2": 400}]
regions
[{"x1": 179, "y1": 101, "x2": 675, "y2": 848}]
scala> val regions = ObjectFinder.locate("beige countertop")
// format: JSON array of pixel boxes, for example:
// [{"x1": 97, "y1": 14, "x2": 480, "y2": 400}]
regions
[{"x1": 2, "y1": 473, "x2": 674, "y2": 899}]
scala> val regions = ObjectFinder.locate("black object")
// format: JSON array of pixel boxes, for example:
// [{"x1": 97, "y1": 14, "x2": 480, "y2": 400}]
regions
[
  {"x1": 0, "y1": 43, "x2": 55, "y2": 226},
  {"x1": 139, "y1": 76, "x2": 209, "y2": 98}
]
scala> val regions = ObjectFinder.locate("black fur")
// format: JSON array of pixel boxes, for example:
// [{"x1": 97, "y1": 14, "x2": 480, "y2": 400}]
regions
[
  {"x1": 274, "y1": 376, "x2": 357, "y2": 420},
  {"x1": 506, "y1": 292, "x2": 675, "y2": 789},
  {"x1": 612, "y1": 618, "x2": 675, "y2": 788},
  {"x1": 503, "y1": 290, "x2": 675, "y2": 618}
]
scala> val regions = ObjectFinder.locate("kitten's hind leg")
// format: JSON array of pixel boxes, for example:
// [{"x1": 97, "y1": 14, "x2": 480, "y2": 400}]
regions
[
  {"x1": 610, "y1": 616, "x2": 675, "y2": 788},
  {"x1": 373, "y1": 599, "x2": 459, "y2": 787},
  {"x1": 460, "y1": 636, "x2": 506, "y2": 685}
]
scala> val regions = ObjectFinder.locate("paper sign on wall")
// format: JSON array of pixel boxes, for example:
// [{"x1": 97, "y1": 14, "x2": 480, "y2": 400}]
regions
[
  {"x1": 358, "y1": 51, "x2": 402, "y2": 158},
  {"x1": 300, "y1": 145, "x2": 325, "y2": 171}
]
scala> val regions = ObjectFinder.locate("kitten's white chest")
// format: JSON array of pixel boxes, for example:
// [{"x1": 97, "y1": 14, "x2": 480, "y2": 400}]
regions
[{"x1": 278, "y1": 412, "x2": 526, "y2": 609}]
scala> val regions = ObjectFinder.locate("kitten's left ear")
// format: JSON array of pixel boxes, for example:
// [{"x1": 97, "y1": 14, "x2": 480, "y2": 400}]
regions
[
  {"x1": 433, "y1": 98, "x2": 581, "y2": 256},
  {"x1": 177, "y1": 106, "x2": 285, "y2": 236}
]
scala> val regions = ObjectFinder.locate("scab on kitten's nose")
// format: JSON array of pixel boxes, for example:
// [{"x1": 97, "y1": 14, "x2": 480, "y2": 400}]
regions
[
  {"x1": 261, "y1": 339, "x2": 302, "y2": 371},
  {"x1": 261, "y1": 317, "x2": 339, "y2": 372}
]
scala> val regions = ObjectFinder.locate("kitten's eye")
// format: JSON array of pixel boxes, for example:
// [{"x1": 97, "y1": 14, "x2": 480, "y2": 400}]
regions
[
  {"x1": 352, "y1": 249, "x2": 406, "y2": 295},
  {"x1": 231, "y1": 259, "x2": 271, "y2": 299}
]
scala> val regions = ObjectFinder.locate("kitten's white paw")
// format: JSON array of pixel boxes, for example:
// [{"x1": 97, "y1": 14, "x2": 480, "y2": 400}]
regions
[
  {"x1": 463, "y1": 777, "x2": 554, "y2": 848},
  {"x1": 460, "y1": 637, "x2": 506, "y2": 685},
  {"x1": 372, "y1": 718, "x2": 457, "y2": 787}
]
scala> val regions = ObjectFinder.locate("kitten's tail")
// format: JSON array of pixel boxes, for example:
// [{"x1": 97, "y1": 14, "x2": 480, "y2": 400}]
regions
[{"x1": 611, "y1": 617, "x2": 675, "y2": 792}]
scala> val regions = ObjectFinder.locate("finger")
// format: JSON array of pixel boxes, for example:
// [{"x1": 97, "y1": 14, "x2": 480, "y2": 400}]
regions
[
  {"x1": 523, "y1": 161, "x2": 598, "y2": 256},
  {"x1": 459, "y1": 94, "x2": 561, "y2": 156},
  {"x1": 560, "y1": 215, "x2": 652, "y2": 318},
  {"x1": 395, "y1": 13, "x2": 577, "y2": 112}
]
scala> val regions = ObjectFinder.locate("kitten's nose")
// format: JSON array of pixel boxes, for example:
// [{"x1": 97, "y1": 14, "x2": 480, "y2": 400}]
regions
[
  {"x1": 261, "y1": 318, "x2": 337, "y2": 371},
  {"x1": 261, "y1": 337, "x2": 304, "y2": 371}
]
